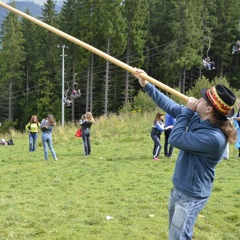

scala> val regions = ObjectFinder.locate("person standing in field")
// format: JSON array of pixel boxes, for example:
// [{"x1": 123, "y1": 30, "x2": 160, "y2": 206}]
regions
[
  {"x1": 80, "y1": 112, "x2": 95, "y2": 155},
  {"x1": 25, "y1": 115, "x2": 41, "y2": 152},
  {"x1": 133, "y1": 68, "x2": 236, "y2": 240},
  {"x1": 151, "y1": 112, "x2": 165, "y2": 160},
  {"x1": 164, "y1": 113, "x2": 175, "y2": 158},
  {"x1": 40, "y1": 114, "x2": 58, "y2": 161},
  {"x1": 233, "y1": 100, "x2": 240, "y2": 157}
]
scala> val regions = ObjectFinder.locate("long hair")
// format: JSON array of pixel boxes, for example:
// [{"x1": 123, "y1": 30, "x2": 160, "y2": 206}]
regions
[
  {"x1": 47, "y1": 114, "x2": 56, "y2": 126},
  {"x1": 211, "y1": 110, "x2": 236, "y2": 144},
  {"x1": 85, "y1": 112, "x2": 95, "y2": 123},
  {"x1": 29, "y1": 115, "x2": 39, "y2": 124},
  {"x1": 153, "y1": 112, "x2": 164, "y2": 125}
]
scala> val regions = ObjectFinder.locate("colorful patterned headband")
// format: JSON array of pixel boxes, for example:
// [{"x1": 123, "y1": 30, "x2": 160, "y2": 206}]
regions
[{"x1": 206, "y1": 86, "x2": 234, "y2": 115}]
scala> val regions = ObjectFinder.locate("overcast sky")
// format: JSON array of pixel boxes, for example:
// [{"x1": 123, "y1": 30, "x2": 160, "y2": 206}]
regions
[{"x1": 1, "y1": 0, "x2": 63, "y2": 6}]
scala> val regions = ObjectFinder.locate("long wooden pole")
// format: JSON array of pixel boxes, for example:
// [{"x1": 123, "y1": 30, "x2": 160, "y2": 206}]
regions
[{"x1": 0, "y1": 1, "x2": 189, "y2": 102}]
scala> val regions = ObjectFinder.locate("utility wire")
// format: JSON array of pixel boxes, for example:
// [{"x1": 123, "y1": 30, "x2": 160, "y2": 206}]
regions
[{"x1": 2, "y1": 19, "x2": 239, "y2": 99}]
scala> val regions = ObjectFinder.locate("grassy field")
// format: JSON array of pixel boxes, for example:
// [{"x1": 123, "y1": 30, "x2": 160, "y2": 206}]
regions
[{"x1": 0, "y1": 113, "x2": 240, "y2": 240}]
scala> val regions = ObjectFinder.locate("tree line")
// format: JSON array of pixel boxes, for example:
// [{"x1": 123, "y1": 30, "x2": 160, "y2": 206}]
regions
[{"x1": 0, "y1": 0, "x2": 239, "y2": 130}]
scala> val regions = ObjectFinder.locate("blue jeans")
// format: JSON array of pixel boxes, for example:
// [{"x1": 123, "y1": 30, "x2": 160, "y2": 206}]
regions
[
  {"x1": 168, "y1": 187, "x2": 208, "y2": 240},
  {"x1": 82, "y1": 129, "x2": 91, "y2": 155},
  {"x1": 41, "y1": 134, "x2": 57, "y2": 160},
  {"x1": 29, "y1": 132, "x2": 38, "y2": 151}
]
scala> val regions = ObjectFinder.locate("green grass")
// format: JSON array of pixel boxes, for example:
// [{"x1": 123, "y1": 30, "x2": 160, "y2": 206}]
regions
[{"x1": 0, "y1": 112, "x2": 239, "y2": 239}]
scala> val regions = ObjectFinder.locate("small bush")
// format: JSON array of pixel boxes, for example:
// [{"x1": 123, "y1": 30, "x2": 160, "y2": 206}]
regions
[{"x1": 0, "y1": 120, "x2": 18, "y2": 134}]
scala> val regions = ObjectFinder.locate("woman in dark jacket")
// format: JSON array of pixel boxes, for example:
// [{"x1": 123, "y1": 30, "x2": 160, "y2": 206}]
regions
[{"x1": 80, "y1": 112, "x2": 95, "y2": 155}]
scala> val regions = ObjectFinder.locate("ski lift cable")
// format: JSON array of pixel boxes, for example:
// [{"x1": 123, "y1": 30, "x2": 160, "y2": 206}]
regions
[
  {"x1": 5, "y1": 27, "x2": 230, "y2": 100},
  {"x1": 5, "y1": 19, "x2": 240, "y2": 98}
]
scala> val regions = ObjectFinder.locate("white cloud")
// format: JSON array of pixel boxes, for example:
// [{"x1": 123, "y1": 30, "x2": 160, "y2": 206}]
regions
[{"x1": 1, "y1": 0, "x2": 63, "y2": 6}]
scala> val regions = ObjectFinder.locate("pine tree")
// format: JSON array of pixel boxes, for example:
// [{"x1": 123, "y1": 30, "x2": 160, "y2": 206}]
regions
[
  {"x1": 35, "y1": 60, "x2": 59, "y2": 117},
  {"x1": 121, "y1": 0, "x2": 149, "y2": 103},
  {"x1": 37, "y1": 0, "x2": 62, "y2": 120},
  {"x1": 19, "y1": 9, "x2": 44, "y2": 127},
  {"x1": 60, "y1": 0, "x2": 97, "y2": 115},
  {"x1": 0, "y1": 3, "x2": 26, "y2": 122},
  {"x1": 211, "y1": 0, "x2": 240, "y2": 75},
  {"x1": 96, "y1": 0, "x2": 127, "y2": 115},
  {"x1": 159, "y1": 0, "x2": 206, "y2": 93}
]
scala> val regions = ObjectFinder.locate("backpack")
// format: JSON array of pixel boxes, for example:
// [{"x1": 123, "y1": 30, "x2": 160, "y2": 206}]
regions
[
  {"x1": 75, "y1": 129, "x2": 82, "y2": 137},
  {"x1": 41, "y1": 124, "x2": 48, "y2": 131},
  {"x1": 7, "y1": 139, "x2": 14, "y2": 145}
]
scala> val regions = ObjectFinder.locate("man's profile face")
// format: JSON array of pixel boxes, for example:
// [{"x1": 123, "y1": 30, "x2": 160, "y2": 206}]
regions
[{"x1": 196, "y1": 98, "x2": 211, "y2": 117}]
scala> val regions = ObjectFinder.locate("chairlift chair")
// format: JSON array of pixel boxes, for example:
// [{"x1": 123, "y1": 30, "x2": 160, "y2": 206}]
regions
[
  {"x1": 232, "y1": 40, "x2": 240, "y2": 54},
  {"x1": 63, "y1": 83, "x2": 72, "y2": 107},
  {"x1": 202, "y1": 57, "x2": 215, "y2": 70},
  {"x1": 202, "y1": 37, "x2": 216, "y2": 70},
  {"x1": 71, "y1": 82, "x2": 81, "y2": 99}
]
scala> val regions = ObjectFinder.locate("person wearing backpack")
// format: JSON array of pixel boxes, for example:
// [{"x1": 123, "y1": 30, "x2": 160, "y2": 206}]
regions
[{"x1": 25, "y1": 115, "x2": 40, "y2": 152}]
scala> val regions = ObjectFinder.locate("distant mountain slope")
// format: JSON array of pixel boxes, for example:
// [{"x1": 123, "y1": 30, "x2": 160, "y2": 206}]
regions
[
  {"x1": 0, "y1": 0, "x2": 63, "y2": 6},
  {"x1": 0, "y1": 1, "x2": 61, "y2": 26}
]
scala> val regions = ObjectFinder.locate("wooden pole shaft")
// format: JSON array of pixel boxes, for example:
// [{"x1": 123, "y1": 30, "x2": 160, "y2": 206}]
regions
[{"x1": 0, "y1": 1, "x2": 189, "y2": 102}]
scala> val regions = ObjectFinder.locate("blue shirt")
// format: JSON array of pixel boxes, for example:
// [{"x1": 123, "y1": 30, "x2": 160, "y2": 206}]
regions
[
  {"x1": 144, "y1": 83, "x2": 227, "y2": 198},
  {"x1": 154, "y1": 120, "x2": 165, "y2": 132},
  {"x1": 165, "y1": 113, "x2": 175, "y2": 127}
]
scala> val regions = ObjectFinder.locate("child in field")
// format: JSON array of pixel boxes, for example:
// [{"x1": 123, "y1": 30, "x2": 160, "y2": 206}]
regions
[
  {"x1": 151, "y1": 112, "x2": 165, "y2": 160},
  {"x1": 25, "y1": 115, "x2": 41, "y2": 152}
]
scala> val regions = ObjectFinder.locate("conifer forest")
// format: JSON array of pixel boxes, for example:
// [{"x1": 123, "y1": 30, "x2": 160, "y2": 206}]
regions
[{"x1": 0, "y1": 0, "x2": 240, "y2": 130}]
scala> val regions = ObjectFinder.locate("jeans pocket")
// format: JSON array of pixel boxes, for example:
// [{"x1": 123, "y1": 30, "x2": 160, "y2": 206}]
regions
[{"x1": 172, "y1": 203, "x2": 188, "y2": 231}]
